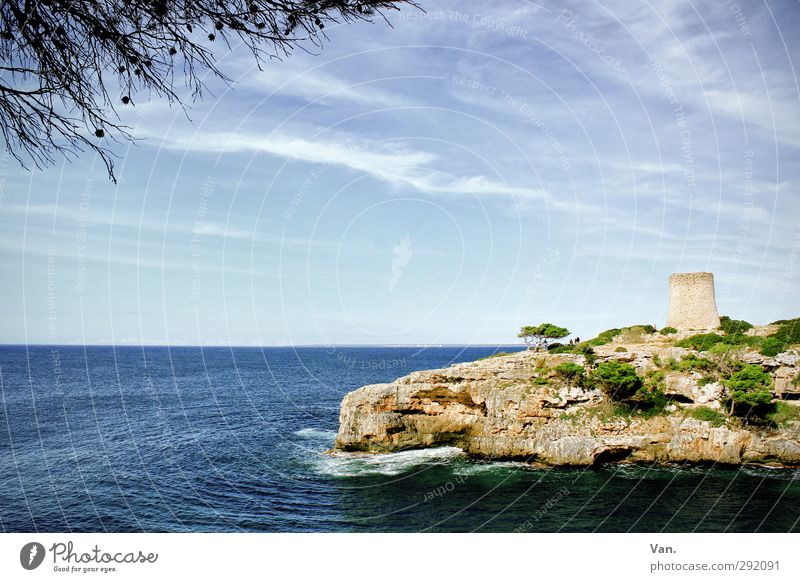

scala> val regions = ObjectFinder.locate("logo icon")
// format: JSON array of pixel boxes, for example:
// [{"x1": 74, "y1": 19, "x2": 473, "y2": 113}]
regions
[
  {"x1": 390, "y1": 235, "x2": 413, "y2": 292},
  {"x1": 20, "y1": 542, "x2": 45, "y2": 570}
]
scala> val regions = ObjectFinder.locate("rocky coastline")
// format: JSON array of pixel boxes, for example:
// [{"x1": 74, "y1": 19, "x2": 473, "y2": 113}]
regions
[{"x1": 332, "y1": 330, "x2": 800, "y2": 467}]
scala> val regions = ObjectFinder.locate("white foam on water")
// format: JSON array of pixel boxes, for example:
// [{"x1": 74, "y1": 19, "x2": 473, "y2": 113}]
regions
[
  {"x1": 312, "y1": 446, "x2": 465, "y2": 477},
  {"x1": 295, "y1": 428, "x2": 338, "y2": 440},
  {"x1": 452, "y1": 460, "x2": 536, "y2": 476}
]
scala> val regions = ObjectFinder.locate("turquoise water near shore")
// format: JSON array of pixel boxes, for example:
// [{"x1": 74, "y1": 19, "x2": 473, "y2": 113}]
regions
[{"x1": 1, "y1": 345, "x2": 798, "y2": 532}]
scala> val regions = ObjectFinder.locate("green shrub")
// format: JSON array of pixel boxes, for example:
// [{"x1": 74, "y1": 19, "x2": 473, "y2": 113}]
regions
[
  {"x1": 698, "y1": 375, "x2": 716, "y2": 386},
  {"x1": 587, "y1": 324, "x2": 657, "y2": 347},
  {"x1": 618, "y1": 326, "x2": 651, "y2": 344},
  {"x1": 633, "y1": 390, "x2": 670, "y2": 418},
  {"x1": 615, "y1": 346, "x2": 628, "y2": 353},
  {"x1": 687, "y1": 406, "x2": 726, "y2": 427},
  {"x1": 706, "y1": 345, "x2": 746, "y2": 377},
  {"x1": 768, "y1": 402, "x2": 800, "y2": 428},
  {"x1": 750, "y1": 316, "x2": 800, "y2": 356},
  {"x1": 642, "y1": 369, "x2": 665, "y2": 391},
  {"x1": 659, "y1": 326, "x2": 678, "y2": 335},
  {"x1": 588, "y1": 328, "x2": 622, "y2": 346},
  {"x1": 723, "y1": 365, "x2": 774, "y2": 420},
  {"x1": 769, "y1": 317, "x2": 800, "y2": 346},
  {"x1": 621, "y1": 369, "x2": 670, "y2": 417},
  {"x1": 590, "y1": 361, "x2": 643, "y2": 401},
  {"x1": 659, "y1": 357, "x2": 679, "y2": 371},
  {"x1": 718, "y1": 316, "x2": 753, "y2": 336},
  {"x1": 554, "y1": 362, "x2": 585, "y2": 386},
  {"x1": 760, "y1": 336, "x2": 786, "y2": 357},
  {"x1": 571, "y1": 344, "x2": 597, "y2": 367},
  {"x1": 677, "y1": 332, "x2": 760, "y2": 352},
  {"x1": 548, "y1": 344, "x2": 573, "y2": 354},
  {"x1": 677, "y1": 354, "x2": 716, "y2": 372},
  {"x1": 676, "y1": 333, "x2": 727, "y2": 351}
]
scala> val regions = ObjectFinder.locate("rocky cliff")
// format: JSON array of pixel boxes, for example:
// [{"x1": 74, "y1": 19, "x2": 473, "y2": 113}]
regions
[{"x1": 332, "y1": 337, "x2": 800, "y2": 467}]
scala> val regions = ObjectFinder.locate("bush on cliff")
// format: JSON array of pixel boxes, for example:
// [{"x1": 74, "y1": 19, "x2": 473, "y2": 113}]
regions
[
  {"x1": 677, "y1": 354, "x2": 716, "y2": 372},
  {"x1": 706, "y1": 344, "x2": 747, "y2": 377},
  {"x1": 767, "y1": 402, "x2": 800, "y2": 428},
  {"x1": 718, "y1": 316, "x2": 753, "y2": 336},
  {"x1": 723, "y1": 365, "x2": 774, "y2": 421},
  {"x1": 554, "y1": 362, "x2": 585, "y2": 386},
  {"x1": 760, "y1": 337, "x2": 785, "y2": 357},
  {"x1": 585, "y1": 324, "x2": 656, "y2": 347},
  {"x1": 755, "y1": 317, "x2": 800, "y2": 356},
  {"x1": 687, "y1": 406, "x2": 726, "y2": 427},
  {"x1": 677, "y1": 332, "x2": 759, "y2": 352},
  {"x1": 676, "y1": 333, "x2": 727, "y2": 351},
  {"x1": 659, "y1": 326, "x2": 678, "y2": 335},
  {"x1": 590, "y1": 361, "x2": 642, "y2": 401},
  {"x1": 576, "y1": 344, "x2": 597, "y2": 368}
]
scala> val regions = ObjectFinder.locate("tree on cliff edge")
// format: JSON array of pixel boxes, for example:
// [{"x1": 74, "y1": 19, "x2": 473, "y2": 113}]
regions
[
  {"x1": 0, "y1": 0, "x2": 417, "y2": 181},
  {"x1": 518, "y1": 323, "x2": 570, "y2": 351}
]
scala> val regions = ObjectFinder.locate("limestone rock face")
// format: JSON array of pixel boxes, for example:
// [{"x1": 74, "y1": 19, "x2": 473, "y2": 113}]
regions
[
  {"x1": 333, "y1": 350, "x2": 800, "y2": 467},
  {"x1": 663, "y1": 373, "x2": 724, "y2": 404}
]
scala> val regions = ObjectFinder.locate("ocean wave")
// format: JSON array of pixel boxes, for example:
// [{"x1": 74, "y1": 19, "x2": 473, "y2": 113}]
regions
[
  {"x1": 312, "y1": 446, "x2": 465, "y2": 477},
  {"x1": 294, "y1": 428, "x2": 338, "y2": 440},
  {"x1": 452, "y1": 460, "x2": 538, "y2": 476}
]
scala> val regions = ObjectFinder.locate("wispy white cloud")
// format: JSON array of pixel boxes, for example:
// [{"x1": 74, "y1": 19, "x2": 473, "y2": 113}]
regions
[
  {"x1": 154, "y1": 128, "x2": 554, "y2": 202},
  {"x1": 243, "y1": 66, "x2": 408, "y2": 108}
]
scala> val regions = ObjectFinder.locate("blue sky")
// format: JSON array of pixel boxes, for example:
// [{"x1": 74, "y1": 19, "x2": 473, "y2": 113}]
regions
[{"x1": 1, "y1": 0, "x2": 798, "y2": 345}]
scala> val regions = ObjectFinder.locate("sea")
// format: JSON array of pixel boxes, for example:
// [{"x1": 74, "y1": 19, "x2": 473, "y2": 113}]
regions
[{"x1": 1, "y1": 345, "x2": 798, "y2": 533}]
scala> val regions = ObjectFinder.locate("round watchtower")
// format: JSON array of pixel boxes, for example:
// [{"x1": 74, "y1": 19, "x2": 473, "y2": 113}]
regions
[{"x1": 667, "y1": 272, "x2": 721, "y2": 331}]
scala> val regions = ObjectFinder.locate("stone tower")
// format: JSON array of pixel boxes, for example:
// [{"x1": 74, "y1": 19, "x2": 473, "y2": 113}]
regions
[{"x1": 667, "y1": 272, "x2": 721, "y2": 330}]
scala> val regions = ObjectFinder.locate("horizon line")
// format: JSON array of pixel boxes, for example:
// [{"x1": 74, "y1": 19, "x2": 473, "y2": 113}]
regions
[{"x1": 0, "y1": 342, "x2": 530, "y2": 349}]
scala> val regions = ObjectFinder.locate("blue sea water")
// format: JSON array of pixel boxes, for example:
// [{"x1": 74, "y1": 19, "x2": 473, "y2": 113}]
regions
[{"x1": 1, "y1": 345, "x2": 798, "y2": 533}]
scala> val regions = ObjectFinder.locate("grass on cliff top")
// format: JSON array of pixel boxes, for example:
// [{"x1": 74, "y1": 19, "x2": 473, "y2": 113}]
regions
[
  {"x1": 768, "y1": 402, "x2": 800, "y2": 428},
  {"x1": 549, "y1": 324, "x2": 657, "y2": 355},
  {"x1": 560, "y1": 397, "x2": 672, "y2": 423},
  {"x1": 685, "y1": 406, "x2": 727, "y2": 427},
  {"x1": 674, "y1": 316, "x2": 800, "y2": 357},
  {"x1": 476, "y1": 351, "x2": 514, "y2": 361}
]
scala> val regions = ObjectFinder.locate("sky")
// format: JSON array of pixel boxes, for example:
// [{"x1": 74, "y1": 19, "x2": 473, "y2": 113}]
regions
[{"x1": 1, "y1": 0, "x2": 799, "y2": 346}]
